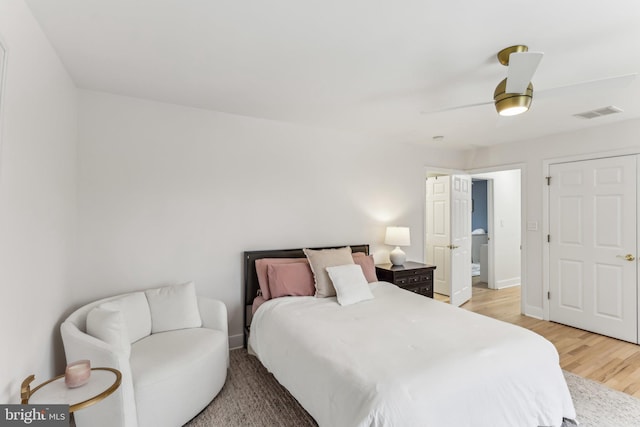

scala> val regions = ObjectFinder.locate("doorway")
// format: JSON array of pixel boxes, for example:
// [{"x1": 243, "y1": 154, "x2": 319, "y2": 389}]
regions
[
  {"x1": 471, "y1": 178, "x2": 490, "y2": 285},
  {"x1": 426, "y1": 166, "x2": 524, "y2": 310},
  {"x1": 470, "y1": 169, "x2": 522, "y2": 294}
]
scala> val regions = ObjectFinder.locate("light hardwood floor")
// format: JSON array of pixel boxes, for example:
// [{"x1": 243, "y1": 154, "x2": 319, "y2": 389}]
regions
[{"x1": 435, "y1": 284, "x2": 640, "y2": 398}]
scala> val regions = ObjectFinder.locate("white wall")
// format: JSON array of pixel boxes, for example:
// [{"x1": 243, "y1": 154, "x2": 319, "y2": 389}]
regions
[
  {"x1": 75, "y1": 90, "x2": 466, "y2": 347},
  {"x1": 467, "y1": 118, "x2": 640, "y2": 317},
  {"x1": 0, "y1": 0, "x2": 78, "y2": 402},
  {"x1": 471, "y1": 170, "x2": 521, "y2": 289}
]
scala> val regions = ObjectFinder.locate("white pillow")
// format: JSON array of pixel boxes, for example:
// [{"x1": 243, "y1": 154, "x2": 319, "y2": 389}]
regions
[
  {"x1": 326, "y1": 264, "x2": 374, "y2": 306},
  {"x1": 304, "y1": 246, "x2": 354, "y2": 298},
  {"x1": 109, "y1": 292, "x2": 152, "y2": 342},
  {"x1": 86, "y1": 304, "x2": 131, "y2": 357},
  {"x1": 144, "y1": 282, "x2": 202, "y2": 333}
]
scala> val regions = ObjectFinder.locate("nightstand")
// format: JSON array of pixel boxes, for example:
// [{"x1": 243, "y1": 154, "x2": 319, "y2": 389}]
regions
[{"x1": 375, "y1": 262, "x2": 436, "y2": 298}]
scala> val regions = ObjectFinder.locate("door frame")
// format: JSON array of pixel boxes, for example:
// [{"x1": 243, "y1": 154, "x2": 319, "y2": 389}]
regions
[
  {"x1": 543, "y1": 147, "x2": 640, "y2": 321},
  {"x1": 466, "y1": 163, "x2": 526, "y2": 316},
  {"x1": 469, "y1": 176, "x2": 495, "y2": 289}
]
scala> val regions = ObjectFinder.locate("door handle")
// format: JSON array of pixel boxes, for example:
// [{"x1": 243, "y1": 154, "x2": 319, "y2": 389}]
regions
[
  {"x1": 616, "y1": 254, "x2": 636, "y2": 261},
  {"x1": 448, "y1": 244, "x2": 460, "y2": 250}
]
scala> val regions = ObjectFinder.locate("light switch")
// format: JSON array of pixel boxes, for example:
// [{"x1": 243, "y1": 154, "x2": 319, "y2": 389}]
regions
[{"x1": 527, "y1": 221, "x2": 538, "y2": 231}]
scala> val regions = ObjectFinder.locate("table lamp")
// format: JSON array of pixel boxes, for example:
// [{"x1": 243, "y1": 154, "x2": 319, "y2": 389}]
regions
[{"x1": 385, "y1": 226, "x2": 410, "y2": 266}]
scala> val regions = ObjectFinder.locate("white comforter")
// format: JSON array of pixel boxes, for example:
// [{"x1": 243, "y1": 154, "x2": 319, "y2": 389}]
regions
[{"x1": 249, "y1": 282, "x2": 576, "y2": 427}]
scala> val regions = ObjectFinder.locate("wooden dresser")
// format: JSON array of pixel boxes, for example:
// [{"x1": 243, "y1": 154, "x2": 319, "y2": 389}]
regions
[{"x1": 375, "y1": 261, "x2": 436, "y2": 298}]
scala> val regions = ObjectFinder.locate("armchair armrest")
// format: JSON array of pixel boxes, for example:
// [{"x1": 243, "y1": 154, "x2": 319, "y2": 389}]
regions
[
  {"x1": 61, "y1": 321, "x2": 128, "y2": 368},
  {"x1": 197, "y1": 297, "x2": 228, "y2": 336},
  {"x1": 60, "y1": 322, "x2": 138, "y2": 427}
]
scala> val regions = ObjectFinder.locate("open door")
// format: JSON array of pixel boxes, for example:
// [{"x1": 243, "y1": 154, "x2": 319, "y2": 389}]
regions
[
  {"x1": 449, "y1": 174, "x2": 472, "y2": 306},
  {"x1": 426, "y1": 174, "x2": 472, "y2": 305},
  {"x1": 426, "y1": 176, "x2": 451, "y2": 295}
]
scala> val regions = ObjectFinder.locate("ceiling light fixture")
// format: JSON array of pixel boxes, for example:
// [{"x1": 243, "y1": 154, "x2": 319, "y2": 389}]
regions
[
  {"x1": 493, "y1": 45, "x2": 535, "y2": 116},
  {"x1": 494, "y1": 78, "x2": 533, "y2": 116}
]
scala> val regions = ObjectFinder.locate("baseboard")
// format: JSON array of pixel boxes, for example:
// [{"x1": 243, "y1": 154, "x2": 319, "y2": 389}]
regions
[
  {"x1": 495, "y1": 277, "x2": 520, "y2": 289},
  {"x1": 524, "y1": 304, "x2": 544, "y2": 320},
  {"x1": 229, "y1": 333, "x2": 243, "y2": 350}
]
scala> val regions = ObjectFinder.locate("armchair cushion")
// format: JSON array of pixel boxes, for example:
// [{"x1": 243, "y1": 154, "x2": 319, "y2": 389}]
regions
[
  {"x1": 86, "y1": 304, "x2": 131, "y2": 357},
  {"x1": 129, "y1": 325, "x2": 227, "y2": 427},
  {"x1": 111, "y1": 292, "x2": 152, "y2": 343},
  {"x1": 130, "y1": 328, "x2": 226, "y2": 391},
  {"x1": 144, "y1": 282, "x2": 202, "y2": 333}
]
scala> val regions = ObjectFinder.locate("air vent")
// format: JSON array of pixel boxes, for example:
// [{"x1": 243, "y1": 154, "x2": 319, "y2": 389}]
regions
[{"x1": 574, "y1": 106, "x2": 623, "y2": 119}]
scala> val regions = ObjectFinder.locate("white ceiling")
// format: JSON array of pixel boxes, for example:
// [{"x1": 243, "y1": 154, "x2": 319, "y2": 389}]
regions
[{"x1": 24, "y1": 0, "x2": 640, "y2": 149}]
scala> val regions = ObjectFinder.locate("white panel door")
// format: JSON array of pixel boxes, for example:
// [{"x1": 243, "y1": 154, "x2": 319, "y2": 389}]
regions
[
  {"x1": 549, "y1": 155, "x2": 637, "y2": 343},
  {"x1": 426, "y1": 177, "x2": 450, "y2": 296},
  {"x1": 450, "y1": 175, "x2": 472, "y2": 306}
]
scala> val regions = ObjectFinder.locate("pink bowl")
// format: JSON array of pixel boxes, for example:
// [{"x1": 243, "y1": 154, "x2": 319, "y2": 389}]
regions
[{"x1": 65, "y1": 360, "x2": 91, "y2": 388}]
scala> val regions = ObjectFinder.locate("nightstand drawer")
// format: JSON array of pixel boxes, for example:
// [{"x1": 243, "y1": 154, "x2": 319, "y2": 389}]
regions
[
  {"x1": 405, "y1": 282, "x2": 433, "y2": 297},
  {"x1": 396, "y1": 268, "x2": 431, "y2": 278},
  {"x1": 406, "y1": 272, "x2": 432, "y2": 285},
  {"x1": 394, "y1": 276, "x2": 430, "y2": 287},
  {"x1": 395, "y1": 277, "x2": 409, "y2": 286}
]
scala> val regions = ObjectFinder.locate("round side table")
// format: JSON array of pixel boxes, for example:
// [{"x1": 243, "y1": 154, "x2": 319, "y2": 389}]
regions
[{"x1": 21, "y1": 367, "x2": 122, "y2": 412}]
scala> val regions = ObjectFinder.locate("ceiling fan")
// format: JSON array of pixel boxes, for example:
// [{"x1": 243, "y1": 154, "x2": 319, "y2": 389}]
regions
[
  {"x1": 493, "y1": 45, "x2": 543, "y2": 116},
  {"x1": 422, "y1": 45, "x2": 637, "y2": 117}
]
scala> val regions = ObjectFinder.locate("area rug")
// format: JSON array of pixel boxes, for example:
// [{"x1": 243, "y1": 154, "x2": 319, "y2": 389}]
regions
[
  {"x1": 563, "y1": 371, "x2": 640, "y2": 427},
  {"x1": 186, "y1": 349, "x2": 640, "y2": 427}
]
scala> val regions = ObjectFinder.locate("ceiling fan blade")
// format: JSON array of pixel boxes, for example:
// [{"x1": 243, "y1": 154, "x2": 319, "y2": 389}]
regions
[
  {"x1": 505, "y1": 52, "x2": 544, "y2": 94},
  {"x1": 421, "y1": 100, "x2": 493, "y2": 115},
  {"x1": 536, "y1": 73, "x2": 638, "y2": 100}
]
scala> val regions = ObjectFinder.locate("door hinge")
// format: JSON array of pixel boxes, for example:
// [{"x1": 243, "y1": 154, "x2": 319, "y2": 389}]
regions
[
  {"x1": 545, "y1": 176, "x2": 551, "y2": 186},
  {"x1": 547, "y1": 234, "x2": 550, "y2": 243},
  {"x1": 547, "y1": 291, "x2": 551, "y2": 300}
]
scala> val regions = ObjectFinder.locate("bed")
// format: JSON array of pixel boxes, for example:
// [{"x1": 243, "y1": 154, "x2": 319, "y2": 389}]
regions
[{"x1": 244, "y1": 245, "x2": 577, "y2": 427}]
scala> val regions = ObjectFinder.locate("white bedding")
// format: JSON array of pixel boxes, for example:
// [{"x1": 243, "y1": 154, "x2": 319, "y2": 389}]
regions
[{"x1": 249, "y1": 282, "x2": 576, "y2": 427}]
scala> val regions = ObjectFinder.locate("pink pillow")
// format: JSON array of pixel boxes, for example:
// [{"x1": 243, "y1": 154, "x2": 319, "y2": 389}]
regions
[
  {"x1": 252, "y1": 295, "x2": 267, "y2": 314},
  {"x1": 352, "y1": 253, "x2": 378, "y2": 283},
  {"x1": 255, "y1": 258, "x2": 309, "y2": 300},
  {"x1": 267, "y1": 262, "x2": 316, "y2": 298}
]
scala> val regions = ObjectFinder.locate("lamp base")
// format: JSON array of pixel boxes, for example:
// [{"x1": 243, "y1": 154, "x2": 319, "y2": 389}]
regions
[{"x1": 389, "y1": 247, "x2": 406, "y2": 266}]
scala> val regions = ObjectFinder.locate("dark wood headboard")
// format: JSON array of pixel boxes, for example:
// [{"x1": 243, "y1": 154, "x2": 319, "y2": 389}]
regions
[{"x1": 243, "y1": 244, "x2": 369, "y2": 347}]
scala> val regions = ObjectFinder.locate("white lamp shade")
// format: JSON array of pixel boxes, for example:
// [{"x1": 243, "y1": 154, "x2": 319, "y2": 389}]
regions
[{"x1": 385, "y1": 226, "x2": 411, "y2": 247}]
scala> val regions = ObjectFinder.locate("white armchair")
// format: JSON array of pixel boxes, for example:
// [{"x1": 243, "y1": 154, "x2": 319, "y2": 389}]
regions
[{"x1": 60, "y1": 283, "x2": 228, "y2": 427}]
